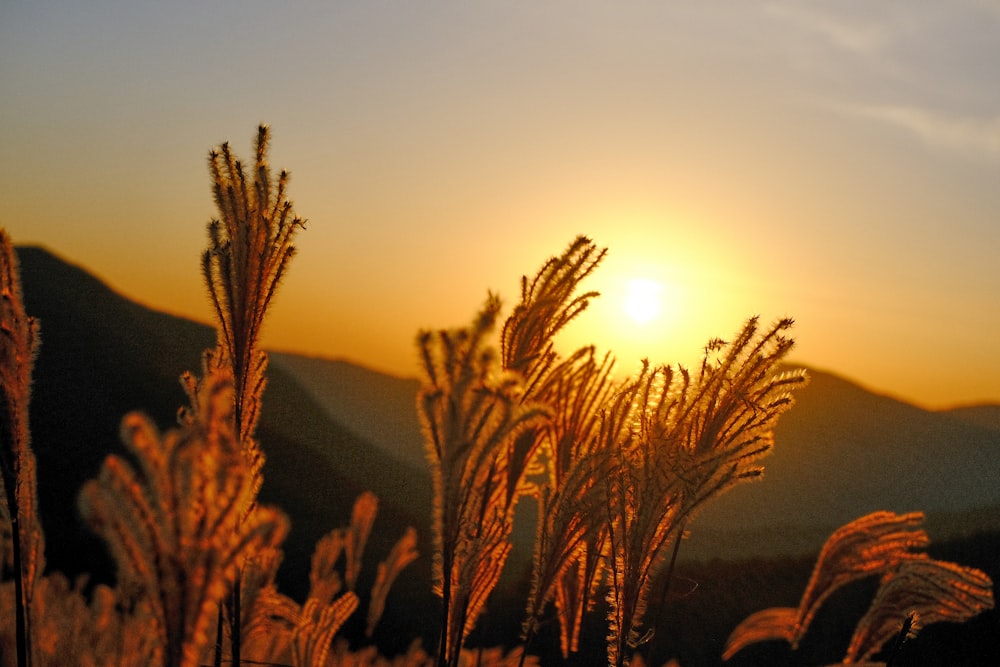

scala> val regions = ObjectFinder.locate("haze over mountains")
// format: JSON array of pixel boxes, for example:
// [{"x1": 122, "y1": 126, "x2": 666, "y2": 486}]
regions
[{"x1": 15, "y1": 245, "x2": 1000, "y2": 590}]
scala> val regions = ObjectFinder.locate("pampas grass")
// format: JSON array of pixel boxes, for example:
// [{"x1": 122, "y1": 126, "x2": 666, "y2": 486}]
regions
[
  {"x1": 0, "y1": 124, "x2": 993, "y2": 667},
  {"x1": 724, "y1": 511, "x2": 995, "y2": 665},
  {"x1": 0, "y1": 230, "x2": 43, "y2": 667}
]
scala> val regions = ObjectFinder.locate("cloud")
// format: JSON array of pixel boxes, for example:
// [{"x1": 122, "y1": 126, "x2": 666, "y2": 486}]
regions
[
  {"x1": 764, "y1": 2, "x2": 900, "y2": 59},
  {"x1": 762, "y1": 1, "x2": 1000, "y2": 94},
  {"x1": 762, "y1": 2, "x2": 1000, "y2": 161},
  {"x1": 842, "y1": 104, "x2": 1000, "y2": 161}
]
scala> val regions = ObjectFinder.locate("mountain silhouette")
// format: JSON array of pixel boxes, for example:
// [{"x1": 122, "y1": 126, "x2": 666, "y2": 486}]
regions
[
  {"x1": 15, "y1": 245, "x2": 433, "y2": 616},
  {"x1": 248, "y1": 290, "x2": 1000, "y2": 560},
  {"x1": 269, "y1": 352, "x2": 426, "y2": 471},
  {"x1": 687, "y1": 368, "x2": 1000, "y2": 558},
  {"x1": 941, "y1": 404, "x2": 1000, "y2": 432},
  {"x1": 264, "y1": 351, "x2": 1000, "y2": 561},
  {"x1": 14, "y1": 245, "x2": 1000, "y2": 581}
]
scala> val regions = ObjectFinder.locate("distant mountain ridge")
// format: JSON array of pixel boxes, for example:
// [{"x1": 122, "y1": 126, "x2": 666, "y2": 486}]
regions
[
  {"x1": 266, "y1": 349, "x2": 1000, "y2": 560},
  {"x1": 15, "y1": 246, "x2": 433, "y2": 614},
  {"x1": 688, "y1": 367, "x2": 1000, "y2": 558},
  {"x1": 941, "y1": 404, "x2": 1000, "y2": 432},
  {"x1": 13, "y1": 245, "x2": 1000, "y2": 580},
  {"x1": 268, "y1": 352, "x2": 426, "y2": 471}
]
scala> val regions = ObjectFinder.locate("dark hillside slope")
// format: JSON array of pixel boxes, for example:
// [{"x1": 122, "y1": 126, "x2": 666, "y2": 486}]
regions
[
  {"x1": 18, "y1": 245, "x2": 216, "y2": 580},
  {"x1": 272, "y1": 352, "x2": 1000, "y2": 561},
  {"x1": 942, "y1": 404, "x2": 1000, "y2": 432},
  {"x1": 269, "y1": 352, "x2": 426, "y2": 471},
  {"x1": 688, "y1": 368, "x2": 1000, "y2": 558},
  {"x1": 254, "y1": 361, "x2": 432, "y2": 598},
  {"x1": 16, "y1": 245, "x2": 999, "y2": 569},
  {"x1": 16, "y1": 246, "x2": 432, "y2": 605}
]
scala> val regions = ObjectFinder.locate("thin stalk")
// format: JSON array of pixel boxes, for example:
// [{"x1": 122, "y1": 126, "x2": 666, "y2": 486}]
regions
[
  {"x1": 518, "y1": 597, "x2": 574, "y2": 667},
  {"x1": 230, "y1": 579, "x2": 242, "y2": 667},
  {"x1": 0, "y1": 234, "x2": 40, "y2": 667},
  {"x1": 884, "y1": 614, "x2": 914, "y2": 667},
  {"x1": 645, "y1": 525, "x2": 685, "y2": 667},
  {"x1": 10, "y1": 513, "x2": 28, "y2": 667},
  {"x1": 517, "y1": 635, "x2": 533, "y2": 667},
  {"x1": 213, "y1": 606, "x2": 224, "y2": 667},
  {"x1": 437, "y1": 551, "x2": 452, "y2": 667}
]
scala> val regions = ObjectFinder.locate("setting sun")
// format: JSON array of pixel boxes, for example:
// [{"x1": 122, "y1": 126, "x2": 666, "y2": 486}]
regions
[{"x1": 623, "y1": 278, "x2": 663, "y2": 325}]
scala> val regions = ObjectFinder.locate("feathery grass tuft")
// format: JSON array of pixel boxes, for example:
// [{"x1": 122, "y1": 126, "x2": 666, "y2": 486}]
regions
[
  {"x1": 522, "y1": 346, "x2": 618, "y2": 657},
  {"x1": 204, "y1": 124, "x2": 305, "y2": 445},
  {"x1": 417, "y1": 294, "x2": 549, "y2": 667},
  {"x1": 604, "y1": 317, "x2": 806, "y2": 667},
  {"x1": 724, "y1": 510, "x2": 995, "y2": 664},
  {"x1": 237, "y1": 492, "x2": 418, "y2": 665},
  {"x1": 419, "y1": 237, "x2": 609, "y2": 667},
  {"x1": 367, "y1": 526, "x2": 420, "y2": 638},
  {"x1": 79, "y1": 368, "x2": 290, "y2": 667},
  {"x1": 500, "y1": 236, "x2": 607, "y2": 507},
  {"x1": 0, "y1": 232, "x2": 43, "y2": 667},
  {"x1": 844, "y1": 557, "x2": 994, "y2": 663},
  {"x1": 203, "y1": 124, "x2": 306, "y2": 666}
]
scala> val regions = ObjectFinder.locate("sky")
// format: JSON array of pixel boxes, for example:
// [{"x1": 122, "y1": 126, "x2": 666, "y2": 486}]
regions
[{"x1": 1, "y1": 1, "x2": 998, "y2": 409}]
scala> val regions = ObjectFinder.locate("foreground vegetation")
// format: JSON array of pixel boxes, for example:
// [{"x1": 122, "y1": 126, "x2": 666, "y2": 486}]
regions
[{"x1": 0, "y1": 126, "x2": 994, "y2": 667}]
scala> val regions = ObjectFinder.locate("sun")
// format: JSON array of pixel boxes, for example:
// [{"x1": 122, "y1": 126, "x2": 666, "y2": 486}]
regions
[
  {"x1": 623, "y1": 278, "x2": 663, "y2": 325},
  {"x1": 554, "y1": 267, "x2": 690, "y2": 373}
]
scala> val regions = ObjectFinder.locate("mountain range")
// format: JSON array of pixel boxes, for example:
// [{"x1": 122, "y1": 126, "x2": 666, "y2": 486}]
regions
[{"x1": 13, "y1": 245, "x2": 1000, "y2": 591}]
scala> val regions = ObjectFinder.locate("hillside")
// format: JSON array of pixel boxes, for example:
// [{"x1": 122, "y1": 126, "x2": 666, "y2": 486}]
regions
[
  {"x1": 12, "y1": 244, "x2": 1000, "y2": 665},
  {"x1": 16, "y1": 246, "x2": 433, "y2": 615},
  {"x1": 267, "y1": 345, "x2": 1000, "y2": 560},
  {"x1": 687, "y1": 367, "x2": 1000, "y2": 558},
  {"x1": 15, "y1": 244, "x2": 1000, "y2": 571},
  {"x1": 942, "y1": 404, "x2": 1000, "y2": 432},
  {"x1": 269, "y1": 352, "x2": 426, "y2": 471}
]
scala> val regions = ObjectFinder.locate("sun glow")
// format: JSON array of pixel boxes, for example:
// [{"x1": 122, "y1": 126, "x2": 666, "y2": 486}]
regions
[
  {"x1": 548, "y1": 233, "x2": 740, "y2": 377},
  {"x1": 554, "y1": 269, "x2": 687, "y2": 374},
  {"x1": 623, "y1": 278, "x2": 663, "y2": 325}
]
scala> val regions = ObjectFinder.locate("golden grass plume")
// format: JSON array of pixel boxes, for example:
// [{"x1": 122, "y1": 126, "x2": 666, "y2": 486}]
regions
[
  {"x1": 0, "y1": 232, "x2": 44, "y2": 667},
  {"x1": 723, "y1": 510, "x2": 995, "y2": 664}
]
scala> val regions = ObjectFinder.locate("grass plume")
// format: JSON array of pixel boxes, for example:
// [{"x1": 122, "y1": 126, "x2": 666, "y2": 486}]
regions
[
  {"x1": 521, "y1": 346, "x2": 618, "y2": 657},
  {"x1": 204, "y1": 124, "x2": 305, "y2": 445},
  {"x1": 604, "y1": 317, "x2": 807, "y2": 667},
  {"x1": 203, "y1": 124, "x2": 305, "y2": 666},
  {"x1": 78, "y1": 368, "x2": 289, "y2": 667},
  {"x1": 417, "y1": 295, "x2": 548, "y2": 667},
  {"x1": 0, "y1": 232, "x2": 43, "y2": 667},
  {"x1": 724, "y1": 510, "x2": 995, "y2": 664}
]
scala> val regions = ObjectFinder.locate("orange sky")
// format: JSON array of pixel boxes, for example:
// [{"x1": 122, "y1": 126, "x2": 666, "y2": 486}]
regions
[{"x1": 1, "y1": 2, "x2": 998, "y2": 409}]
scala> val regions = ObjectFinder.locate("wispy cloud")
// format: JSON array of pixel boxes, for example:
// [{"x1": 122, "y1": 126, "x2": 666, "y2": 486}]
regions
[
  {"x1": 764, "y1": 2, "x2": 901, "y2": 60},
  {"x1": 840, "y1": 104, "x2": 1000, "y2": 162},
  {"x1": 763, "y1": 1, "x2": 1000, "y2": 93},
  {"x1": 762, "y1": 1, "x2": 1000, "y2": 161}
]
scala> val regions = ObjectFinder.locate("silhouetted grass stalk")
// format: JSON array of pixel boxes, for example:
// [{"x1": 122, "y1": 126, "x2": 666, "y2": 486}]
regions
[
  {"x1": 0, "y1": 232, "x2": 43, "y2": 667},
  {"x1": 497, "y1": 238, "x2": 612, "y2": 665},
  {"x1": 417, "y1": 296, "x2": 548, "y2": 667},
  {"x1": 79, "y1": 369, "x2": 290, "y2": 667},
  {"x1": 520, "y1": 346, "x2": 617, "y2": 664},
  {"x1": 724, "y1": 511, "x2": 995, "y2": 663},
  {"x1": 203, "y1": 125, "x2": 305, "y2": 666},
  {"x1": 643, "y1": 523, "x2": 685, "y2": 667},
  {"x1": 419, "y1": 238, "x2": 609, "y2": 667},
  {"x1": 604, "y1": 318, "x2": 806, "y2": 667}
]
